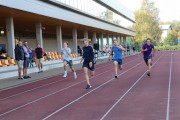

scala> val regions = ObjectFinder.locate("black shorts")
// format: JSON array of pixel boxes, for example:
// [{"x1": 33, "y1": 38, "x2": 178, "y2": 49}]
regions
[
  {"x1": 23, "y1": 58, "x2": 30, "y2": 68},
  {"x1": 82, "y1": 61, "x2": 94, "y2": 71},
  {"x1": 144, "y1": 56, "x2": 152, "y2": 65}
]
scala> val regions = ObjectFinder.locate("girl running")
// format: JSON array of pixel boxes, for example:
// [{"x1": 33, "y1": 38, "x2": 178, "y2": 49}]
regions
[{"x1": 61, "y1": 42, "x2": 77, "y2": 79}]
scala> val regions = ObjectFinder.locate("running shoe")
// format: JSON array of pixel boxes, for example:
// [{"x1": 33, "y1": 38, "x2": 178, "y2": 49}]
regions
[
  {"x1": 74, "y1": 72, "x2": 77, "y2": 79},
  {"x1": 147, "y1": 72, "x2": 150, "y2": 76},
  {"x1": 86, "y1": 84, "x2": 92, "y2": 89},
  {"x1": 115, "y1": 75, "x2": 118, "y2": 79},
  {"x1": 63, "y1": 73, "x2": 67, "y2": 77}
]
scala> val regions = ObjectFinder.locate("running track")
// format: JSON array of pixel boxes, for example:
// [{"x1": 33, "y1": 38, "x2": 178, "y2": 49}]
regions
[{"x1": 0, "y1": 51, "x2": 180, "y2": 120}]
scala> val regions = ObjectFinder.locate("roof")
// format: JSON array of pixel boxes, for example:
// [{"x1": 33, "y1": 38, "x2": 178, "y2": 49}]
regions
[
  {"x1": 97, "y1": 0, "x2": 135, "y2": 22},
  {"x1": 159, "y1": 24, "x2": 172, "y2": 30}
]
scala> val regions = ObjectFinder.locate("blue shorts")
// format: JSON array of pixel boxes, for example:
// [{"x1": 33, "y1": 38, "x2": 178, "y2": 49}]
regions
[
  {"x1": 82, "y1": 61, "x2": 94, "y2": 71},
  {"x1": 113, "y1": 59, "x2": 123, "y2": 65}
]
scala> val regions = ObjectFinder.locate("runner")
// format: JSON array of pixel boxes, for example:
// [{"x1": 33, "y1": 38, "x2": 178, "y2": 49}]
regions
[
  {"x1": 80, "y1": 39, "x2": 94, "y2": 89},
  {"x1": 34, "y1": 44, "x2": 44, "y2": 73},
  {"x1": 61, "y1": 42, "x2": 77, "y2": 79},
  {"x1": 111, "y1": 40, "x2": 126, "y2": 79},
  {"x1": 142, "y1": 38, "x2": 155, "y2": 76}
]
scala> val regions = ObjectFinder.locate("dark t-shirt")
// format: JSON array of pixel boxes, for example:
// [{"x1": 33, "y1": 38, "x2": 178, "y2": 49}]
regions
[
  {"x1": 143, "y1": 44, "x2": 154, "y2": 59},
  {"x1": 35, "y1": 47, "x2": 43, "y2": 59},
  {"x1": 82, "y1": 46, "x2": 94, "y2": 63}
]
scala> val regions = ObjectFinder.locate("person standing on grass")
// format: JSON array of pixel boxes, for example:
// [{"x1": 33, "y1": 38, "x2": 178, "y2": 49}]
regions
[
  {"x1": 61, "y1": 42, "x2": 77, "y2": 79},
  {"x1": 142, "y1": 38, "x2": 155, "y2": 76},
  {"x1": 80, "y1": 39, "x2": 95, "y2": 89},
  {"x1": 34, "y1": 44, "x2": 44, "y2": 73},
  {"x1": 111, "y1": 40, "x2": 126, "y2": 79},
  {"x1": 15, "y1": 41, "x2": 24, "y2": 80},
  {"x1": 22, "y1": 41, "x2": 31, "y2": 79}
]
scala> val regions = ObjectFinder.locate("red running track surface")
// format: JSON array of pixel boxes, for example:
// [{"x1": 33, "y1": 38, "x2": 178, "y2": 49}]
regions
[{"x1": 0, "y1": 51, "x2": 179, "y2": 120}]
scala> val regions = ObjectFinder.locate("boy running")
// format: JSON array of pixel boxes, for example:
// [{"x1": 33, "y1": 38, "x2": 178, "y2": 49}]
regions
[
  {"x1": 142, "y1": 38, "x2": 155, "y2": 76},
  {"x1": 61, "y1": 42, "x2": 77, "y2": 79},
  {"x1": 111, "y1": 40, "x2": 126, "y2": 78},
  {"x1": 80, "y1": 39, "x2": 94, "y2": 89}
]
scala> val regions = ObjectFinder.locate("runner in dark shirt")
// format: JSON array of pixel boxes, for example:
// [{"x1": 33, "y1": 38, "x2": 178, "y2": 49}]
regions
[
  {"x1": 142, "y1": 38, "x2": 155, "y2": 76},
  {"x1": 80, "y1": 39, "x2": 94, "y2": 89}
]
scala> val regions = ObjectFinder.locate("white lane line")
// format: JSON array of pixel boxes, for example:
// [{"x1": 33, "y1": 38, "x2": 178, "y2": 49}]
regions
[
  {"x1": 0, "y1": 57, "x2": 140, "y2": 101},
  {"x1": 41, "y1": 62, "x2": 143, "y2": 120},
  {"x1": 0, "y1": 57, "x2": 140, "y2": 117},
  {"x1": 166, "y1": 52, "x2": 173, "y2": 120},
  {"x1": 100, "y1": 53, "x2": 163, "y2": 120}
]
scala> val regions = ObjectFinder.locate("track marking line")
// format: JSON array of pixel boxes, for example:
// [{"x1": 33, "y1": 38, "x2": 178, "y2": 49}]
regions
[
  {"x1": 166, "y1": 52, "x2": 173, "y2": 120},
  {"x1": 100, "y1": 53, "x2": 163, "y2": 120},
  {"x1": 0, "y1": 57, "x2": 141, "y2": 117},
  {"x1": 41, "y1": 62, "x2": 143, "y2": 120},
  {"x1": 0, "y1": 57, "x2": 140, "y2": 101}
]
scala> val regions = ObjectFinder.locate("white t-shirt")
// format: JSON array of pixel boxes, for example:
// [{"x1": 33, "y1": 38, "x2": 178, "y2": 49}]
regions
[{"x1": 61, "y1": 47, "x2": 72, "y2": 60}]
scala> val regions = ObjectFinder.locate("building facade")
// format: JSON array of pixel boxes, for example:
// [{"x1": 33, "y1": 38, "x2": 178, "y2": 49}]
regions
[
  {"x1": 0, "y1": 0, "x2": 135, "y2": 58},
  {"x1": 160, "y1": 24, "x2": 173, "y2": 41}
]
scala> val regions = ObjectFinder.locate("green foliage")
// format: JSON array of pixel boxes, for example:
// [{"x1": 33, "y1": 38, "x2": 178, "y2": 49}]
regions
[
  {"x1": 164, "y1": 33, "x2": 178, "y2": 45},
  {"x1": 134, "y1": 0, "x2": 161, "y2": 44},
  {"x1": 156, "y1": 45, "x2": 180, "y2": 51}
]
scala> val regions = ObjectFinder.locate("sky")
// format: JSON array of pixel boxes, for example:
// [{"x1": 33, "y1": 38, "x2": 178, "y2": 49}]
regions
[{"x1": 118, "y1": 0, "x2": 180, "y2": 22}]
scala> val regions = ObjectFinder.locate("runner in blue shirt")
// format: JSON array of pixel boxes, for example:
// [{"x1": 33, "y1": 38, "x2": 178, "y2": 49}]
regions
[
  {"x1": 111, "y1": 40, "x2": 126, "y2": 78},
  {"x1": 142, "y1": 38, "x2": 155, "y2": 76}
]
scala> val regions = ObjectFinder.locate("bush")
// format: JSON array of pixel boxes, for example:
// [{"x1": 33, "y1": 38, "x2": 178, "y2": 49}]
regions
[{"x1": 155, "y1": 45, "x2": 180, "y2": 51}]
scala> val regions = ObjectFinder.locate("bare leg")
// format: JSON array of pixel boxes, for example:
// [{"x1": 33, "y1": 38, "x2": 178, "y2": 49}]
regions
[
  {"x1": 84, "y1": 67, "x2": 90, "y2": 85},
  {"x1": 18, "y1": 68, "x2": 22, "y2": 78},
  {"x1": 114, "y1": 61, "x2": 118, "y2": 75},
  {"x1": 90, "y1": 70, "x2": 94, "y2": 77}
]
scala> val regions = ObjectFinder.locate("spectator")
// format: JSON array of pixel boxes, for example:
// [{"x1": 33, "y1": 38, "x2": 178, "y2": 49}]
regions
[
  {"x1": 77, "y1": 45, "x2": 82, "y2": 56},
  {"x1": 133, "y1": 46, "x2": 136, "y2": 54},
  {"x1": 29, "y1": 48, "x2": 34, "y2": 68},
  {"x1": 0, "y1": 51, "x2": 7, "y2": 59},
  {"x1": 34, "y1": 44, "x2": 44, "y2": 73},
  {"x1": 15, "y1": 41, "x2": 24, "y2": 80},
  {"x1": 23, "y1": 41, "x2": 31, "y2": 79},
  {"x1": 127, "y1": 45, "x2": 130, "y2": 55}
]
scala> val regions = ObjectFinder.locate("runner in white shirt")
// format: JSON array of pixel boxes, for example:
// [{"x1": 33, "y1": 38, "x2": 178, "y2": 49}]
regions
[{"x1": 61, "y1": 42, "x2": 77, "y2": 79}]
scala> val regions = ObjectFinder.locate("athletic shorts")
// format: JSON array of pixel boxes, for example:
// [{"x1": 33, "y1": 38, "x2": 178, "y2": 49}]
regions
[
  {"x1": 144, "y1": 56, "x2": 152, "y2": 65},
  {"x1": 64, "y1": 59, "x2": 73, "y2": 67},
  {"x1": 82, "y1": 61, "x2": 94, "y2": 71},
  {"x1": 17, "y1": 60, "x2": 24, "y2": 69},
  {"x1": 113, "y1": 59, "x2": 123, "y2": 65}
]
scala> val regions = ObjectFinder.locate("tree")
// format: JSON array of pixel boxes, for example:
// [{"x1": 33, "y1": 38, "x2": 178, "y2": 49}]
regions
[
  {"x1": 164, "y1": 32, "x2": 178, "y2": 45},
  {"x1": 134, "y1": 0, "x2": 161, "y2": 44}
]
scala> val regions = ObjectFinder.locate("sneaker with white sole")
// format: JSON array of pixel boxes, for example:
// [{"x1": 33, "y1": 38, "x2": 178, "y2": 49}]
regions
[
  {"x1": 86, "y1": 84, "x2": 92, "y2": 89},
  {"x1": 74, "y1": 72, "x2": 77, "y2": 79},
  {"x1": 63, "y1": 73, "x2": 67, "y2": 77}
]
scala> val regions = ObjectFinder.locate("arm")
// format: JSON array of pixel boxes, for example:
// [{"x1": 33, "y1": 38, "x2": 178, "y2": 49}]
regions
[
  {"x1": 152, "y1": 46, "x2": 155, "y2": 57},
  {"x1": 118, "y1": 45, "x2": 126, "y2": 52},
  {"x1": 141, "y1": 45, "x2": 148, "y2": 52},
  {"x1": 42, "y1": 48, "x2": 45, "y2": 56},
  {"x1": 15, "y1": 47, "x2": 18, "y2": 60},
  {"x1": 80, "y1": 47, "x2": 84, "y2": 63}
]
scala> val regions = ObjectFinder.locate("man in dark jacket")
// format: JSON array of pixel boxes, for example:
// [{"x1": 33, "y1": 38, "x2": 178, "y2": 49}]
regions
[{"x1": 15, "y1": 41, "x2": 24, "y2": 80}]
